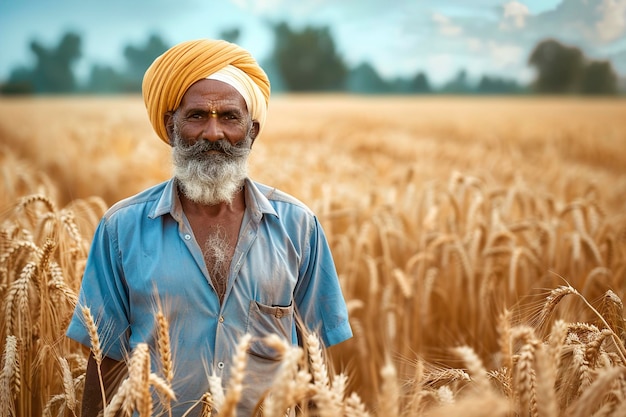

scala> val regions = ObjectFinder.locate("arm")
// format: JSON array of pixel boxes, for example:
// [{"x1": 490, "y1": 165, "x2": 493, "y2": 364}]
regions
[
  {"x1": 295, "y1": 216, "x2": 352, "y2": 347},
  {"x1": 81, "y1": 353, "x2": 127, "y2": 417}
]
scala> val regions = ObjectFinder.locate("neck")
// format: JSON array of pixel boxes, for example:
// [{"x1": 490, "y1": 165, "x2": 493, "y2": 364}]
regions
[{"x1": 178, "y1": 185, "x2": 246, "y2": 218}]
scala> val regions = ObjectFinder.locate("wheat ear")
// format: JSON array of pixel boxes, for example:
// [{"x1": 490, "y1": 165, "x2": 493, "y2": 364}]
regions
[
  {"x1": 454, "y1": 346, "x2": 490, "y2": 392},
  {"x1": 103, "y1": 378, "x2": 131, "y2": 417},
  {"x1": 515, "y1": 340, "x2": 538, "y2": 417},
  {"x1": 262, "y1": 345, "x2": 304, "y2": 417},
  {"x1": 566, "y1": 367, "x2": 626, "y2": 417},
  {"x1": 345, "y1": 392, "x2": 371, "y2": 417},
  {"x1": 219, "y1": 333, "x2": 251, "y2": 417},
  {"x1": 59, "y1": 357, "x2": 77, "y2": 413},
  {"x1": 537, "y1": 285, "x2": 576, "y2": 327},
  {"x1": 0, "y1": 335, "x2": 20, "y2": 416},
  {"x1": 377, "y1": 359, "x2": 399, "y2": 417},
  {"x1": 81, "y1": 305, "x2": 106, "y2": 408},
  {"x1": 156, "y1": 310, "x2": 173, "y2": 383}
]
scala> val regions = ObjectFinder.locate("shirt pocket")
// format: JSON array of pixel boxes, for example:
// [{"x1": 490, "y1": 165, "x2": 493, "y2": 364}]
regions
[{"x1": 246, "y1": 300, "x2": 294, "y2": 360}]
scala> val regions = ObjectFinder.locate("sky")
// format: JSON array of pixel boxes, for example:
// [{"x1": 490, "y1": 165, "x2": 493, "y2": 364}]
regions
[{"x1": 1, "y1": 0, "x2": 625, "y2": 87}]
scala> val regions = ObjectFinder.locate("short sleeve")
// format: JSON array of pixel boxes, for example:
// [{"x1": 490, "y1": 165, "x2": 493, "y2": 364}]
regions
[{"x1": 294, "y1": 216, "x2": 352, "y2": 347}]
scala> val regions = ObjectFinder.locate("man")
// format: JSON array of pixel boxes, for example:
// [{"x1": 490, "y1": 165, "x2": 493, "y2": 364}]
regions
[{"x1": 66, "y1": 39, "x2": 352, "y2": 417}]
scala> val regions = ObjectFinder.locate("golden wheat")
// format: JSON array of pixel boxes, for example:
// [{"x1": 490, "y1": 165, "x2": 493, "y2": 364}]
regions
[{"x1": 1, "y1": 96, "x2": 625, "y2": 416}]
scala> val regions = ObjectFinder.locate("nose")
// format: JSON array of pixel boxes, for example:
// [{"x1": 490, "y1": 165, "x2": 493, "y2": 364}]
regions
[{"x1": 201, "y1": 116, "x2": 224, "y2": 142}]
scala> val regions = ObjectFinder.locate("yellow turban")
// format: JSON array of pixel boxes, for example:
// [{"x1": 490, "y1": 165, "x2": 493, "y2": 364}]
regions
[{"x1": 142, "y1": 39, "x2": 271, "y2": 144}]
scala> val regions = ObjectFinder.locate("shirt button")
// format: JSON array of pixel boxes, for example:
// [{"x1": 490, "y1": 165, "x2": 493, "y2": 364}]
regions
[
  {"x1": 217, "y1": 362, "x2": 224, "y2": 369},
  {"x1": 184, "y1": 234, "x2": 191, "y2": 240},
  {"x1": 218, "y1": 316, "x2": 224, "y2": 323}
]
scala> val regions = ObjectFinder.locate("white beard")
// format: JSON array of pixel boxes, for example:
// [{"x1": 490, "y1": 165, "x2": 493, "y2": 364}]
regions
[{"x1": 171, "y1": 127, "x2": 252, "y2": 206}]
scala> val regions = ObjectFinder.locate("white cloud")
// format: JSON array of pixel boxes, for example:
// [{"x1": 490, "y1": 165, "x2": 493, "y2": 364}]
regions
[
  {"x1": 488, "y1": 41, "x2": 524, "y2": 69},
  {"x1": 467, "y1": 38, "x2": 483, "y2": 52},
  {"x1": 596, "y1": 0, "x2": 626, "y2": 42},
  {"x1": 425, "y1": 54, "x2": 456, "y2": 84},
  {"x1": 501, "y1": 1, "x2": 530, "y2": 29},
  {"x1": 432, "y1": 12, "x2": 463, "y2": 36}
]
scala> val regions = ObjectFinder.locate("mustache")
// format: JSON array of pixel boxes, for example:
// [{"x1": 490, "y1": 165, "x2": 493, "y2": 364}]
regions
[{"x1": 174, "y1": 137, "x2": 252, "y2": 159}]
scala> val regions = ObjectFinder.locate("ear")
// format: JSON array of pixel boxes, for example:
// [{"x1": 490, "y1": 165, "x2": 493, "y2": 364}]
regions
[
  {"x1": 164, "y1": 111, "x2": 175, "y2": 146},
  {"x1": 249, "y1": 120, "x2": 260, "y2": 147}
]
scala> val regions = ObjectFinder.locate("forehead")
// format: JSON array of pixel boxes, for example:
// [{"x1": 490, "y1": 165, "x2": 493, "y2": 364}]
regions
[{"x1": 179, "y1": 79, "x2": 247, "y2": 110}]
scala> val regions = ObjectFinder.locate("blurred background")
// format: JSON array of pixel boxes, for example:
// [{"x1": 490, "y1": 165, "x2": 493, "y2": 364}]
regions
[{"x1": 1, "y1": 0, "x2": 625, "y2": 96}]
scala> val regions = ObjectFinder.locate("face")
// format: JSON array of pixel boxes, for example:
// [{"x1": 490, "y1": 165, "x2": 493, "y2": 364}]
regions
[
  {"x1": 165, "y1": 79, "x2": 259, "y2": 147},
  {"x1": 166, "y1": 79, "x2": 260, "y2": 206}
]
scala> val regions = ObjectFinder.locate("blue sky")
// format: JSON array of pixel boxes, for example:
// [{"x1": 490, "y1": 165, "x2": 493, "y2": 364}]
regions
[{"x1": 1, "y1": 0, "x2": 625, "y2": 86}]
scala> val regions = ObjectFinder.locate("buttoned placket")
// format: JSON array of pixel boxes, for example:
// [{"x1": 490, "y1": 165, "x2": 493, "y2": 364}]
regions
[{"x1": 212, "y1": 208, "x2": 261, "y2": 375}]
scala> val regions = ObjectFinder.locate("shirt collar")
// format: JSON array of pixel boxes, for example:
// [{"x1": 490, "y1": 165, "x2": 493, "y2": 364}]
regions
[{"x1": 148, "y1": 178, "x2": 278, "y2": 220}]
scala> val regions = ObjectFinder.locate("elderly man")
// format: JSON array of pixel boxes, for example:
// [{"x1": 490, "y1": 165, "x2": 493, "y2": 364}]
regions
[{"x1": 66, "y1": 39, "x2": 352, "y2": 416}]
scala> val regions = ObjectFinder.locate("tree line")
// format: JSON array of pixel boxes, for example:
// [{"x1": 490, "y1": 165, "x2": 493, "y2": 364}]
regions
[{"x1": 0, "y1": 22, "x2": 621, "y2": 95}]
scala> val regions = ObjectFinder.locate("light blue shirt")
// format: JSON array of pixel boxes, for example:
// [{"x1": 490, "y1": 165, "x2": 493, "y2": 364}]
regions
[{"x1": 66, "y1": 178, "x2": 352, "y2": 416}]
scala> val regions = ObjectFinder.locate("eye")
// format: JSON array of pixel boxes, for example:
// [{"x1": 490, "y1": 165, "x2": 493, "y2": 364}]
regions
[
  {"x1": 186, "y1": 111, "x2": 205, "y2": 120},
  {"x1": 223, "y1": 111, "x2": 243, "y2": 121}
]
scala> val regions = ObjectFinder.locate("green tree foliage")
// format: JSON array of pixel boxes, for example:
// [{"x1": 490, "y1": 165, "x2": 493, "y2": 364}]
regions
[
  {"x1": 441, "y1": 69, "x2": 472, "y2": 94},
  {"x1": 477, "y1": 75, "x2": 525, "y2": 94},
  {"x1": 220, "y1": 28, "x2": 241, "y2": 44},
  {"x1": 270, "y1": 22, "x2": 347, "y2": 91},
  {"x1": 2, "y1": 32, "x2": 81, "y2": 94},
  {"x1": 122, "y1": 34, "x2": 170, "y2": 91},
  {"x1": 346, "y1": 64, "x2": 433, "y2": 95},
  {"x1": 85, "y1": 34, "x2": 169, "y2": 93},
  {"x1": 87, "y1": 64, "x2": 127, "y2": 94},
  {"x1": 529, "y1": 39, "x2": 618, "y2": 95},
  {"x1": 31, "y1": 32, "x2": 82, "y2": 93},
  {"x1": 1, "y1": 67, "x2": 34, "y2": 94},
  {"x1": 2, "y1": 29, "x2": 620, "y2": 96},
  {"x1": 580, "y1": 60, "x2": 618, "y2": 95},
  {"x1": 409, "y1": 72, "x2": 432, "y2": 94},
  {"x1": 347, "y1": 62, "x2": 389, "y2": 93},
  {"x1": 529, "y1": 39, "x2": 584, "y2": 93}
]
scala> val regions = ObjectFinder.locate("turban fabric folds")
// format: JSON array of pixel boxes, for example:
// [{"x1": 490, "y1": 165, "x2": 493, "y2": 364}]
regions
[
  {"x1": 142, "y1": 39, "x2": 271, "y2": 144},
  {"x1": 206, "y1": 65, "x2": 266, "y2": 130}
]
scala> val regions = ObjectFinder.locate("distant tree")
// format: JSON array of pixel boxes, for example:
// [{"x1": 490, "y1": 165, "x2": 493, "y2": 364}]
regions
[
  {"x1": 1, "y1": 67, "x2": 34, "y2": 94},
  {"x1": 2, "y1": 32, "x2": 83, "y2": 94},
  {"x1": 220, "y1": 28, "x2": 241, "y2": 44},
  {"x1": 86, "y1": 64, "x2": 126, "y2": 93},
  {"x1": 528, "y1": 38, "x2": 619, "y2": 95},
  {"x1": 347, "y1": 62, "x2": 389, "y2": 93},
  {"x1": 2, "y1": 32, "x2": 82, "y2": 94},
  {"x1": 345, "y1": 64, "x2": 432, "y2": 95},
  {"x1": 528, "y1": 39, "x2": 584, "y2": 93},
  {"x1": 408, "y1": 72, "x2": 432, "y2": 93},
  {"x1": 580, "y1": 60, "x2": 618, "y2": 95},
  {"x1": 476, "y1": 75, "x2": 525, "y2": 94},
  {"x1": 122, "y1": 34, "x2": 169, "y2": 91},
  {"x1": 31, "y1": 32, "x2": 82, "y2": 93},
  {"x1": 441, "y1": 69, "x2": 472, "y2": 94},
  {"x1": 270, "y1": 22, "x2": 347, "y2": 91}
]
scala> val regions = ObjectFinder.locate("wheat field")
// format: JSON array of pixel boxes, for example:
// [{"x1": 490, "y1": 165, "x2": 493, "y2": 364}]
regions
[{"x1": 1, "y1": 95, "x2": 625, "y2": 416}]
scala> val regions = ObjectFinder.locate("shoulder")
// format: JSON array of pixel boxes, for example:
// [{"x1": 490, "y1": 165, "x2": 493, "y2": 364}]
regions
[
  {"x1": 102, "y1": 180, "x2": 169, "y2": 222},
  {"x1": 253, "y1": 181, "x2": 315, "y2": 217}
]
